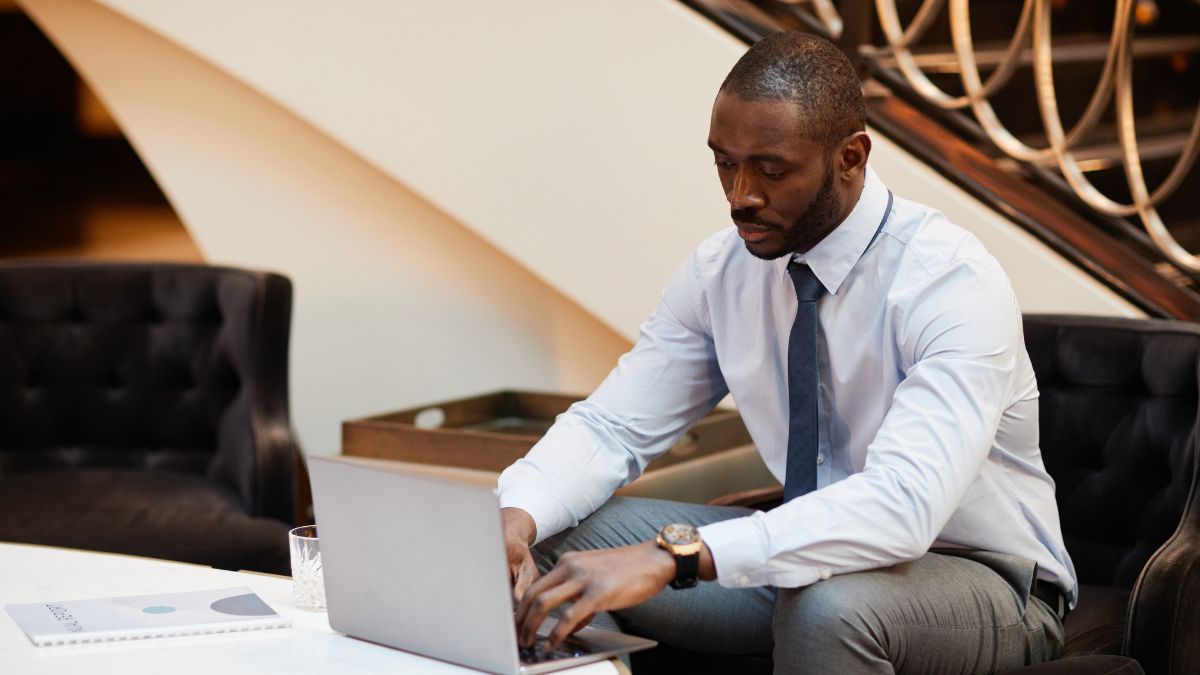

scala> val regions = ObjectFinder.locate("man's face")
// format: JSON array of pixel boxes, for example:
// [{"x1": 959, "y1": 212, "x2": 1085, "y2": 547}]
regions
[{"x1": 708, "y1": 93, "x2": 845, "y2": 260}]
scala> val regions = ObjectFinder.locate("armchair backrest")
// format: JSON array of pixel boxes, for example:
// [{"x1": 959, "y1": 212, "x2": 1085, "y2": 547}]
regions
[
  {"x1": 1023, "y1": 314, "x2": 1200, "y2": 589},
  {"x1": 0, "y1": 262, "x2": 295, "y2": 521}
]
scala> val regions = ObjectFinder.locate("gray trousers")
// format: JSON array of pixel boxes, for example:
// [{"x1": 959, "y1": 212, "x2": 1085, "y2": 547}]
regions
[{"x1": 534, "y1": 497, "x2": 1064, "y2": 674}]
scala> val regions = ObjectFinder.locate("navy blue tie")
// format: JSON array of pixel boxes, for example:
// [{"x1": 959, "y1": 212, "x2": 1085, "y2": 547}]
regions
[{"x1": 784, "y1": 261, "x2": 825, "y2": 502}]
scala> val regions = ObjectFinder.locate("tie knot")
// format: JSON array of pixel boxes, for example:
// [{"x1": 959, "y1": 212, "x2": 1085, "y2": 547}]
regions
[{"x1": 787, "y1": 260, "x2": 824, "y2": 303}]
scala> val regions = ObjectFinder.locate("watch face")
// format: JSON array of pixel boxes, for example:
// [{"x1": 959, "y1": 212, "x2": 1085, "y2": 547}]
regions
[{"x1": 660, "y1": 523, "x2": 699, "y2": 547}]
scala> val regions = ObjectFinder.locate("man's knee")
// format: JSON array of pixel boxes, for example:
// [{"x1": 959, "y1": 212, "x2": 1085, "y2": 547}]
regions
[
  {"x1": 775, "y1": 577, "x2": 886, "y2": 636},
  {"x1": 772, "y1": 577, "x2": 892, "y2": 672}
]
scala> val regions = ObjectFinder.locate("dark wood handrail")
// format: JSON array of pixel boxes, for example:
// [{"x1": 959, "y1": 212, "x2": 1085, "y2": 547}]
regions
[{"x1": 682, "y1": 0, "x2": 1200, "y2": 320}]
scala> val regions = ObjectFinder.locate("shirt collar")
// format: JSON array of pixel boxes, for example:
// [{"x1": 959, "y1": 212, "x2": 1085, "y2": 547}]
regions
[{"x1": 772, "y1": 166, "x2": 890, "y2": 296}]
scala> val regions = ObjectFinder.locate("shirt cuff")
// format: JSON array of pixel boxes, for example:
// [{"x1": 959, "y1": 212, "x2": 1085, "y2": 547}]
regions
[
  {"x1": 496, "y1": 484, "x2": 574, "y2": 545},
  {"x1": 698, "y1": 514, "x2": 771, "y2": 588}
]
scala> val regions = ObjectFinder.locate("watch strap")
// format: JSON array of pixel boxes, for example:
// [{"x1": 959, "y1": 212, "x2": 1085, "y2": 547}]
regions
[{"x1": 669, "y1": 551, "x2": 700, "y2": 589}]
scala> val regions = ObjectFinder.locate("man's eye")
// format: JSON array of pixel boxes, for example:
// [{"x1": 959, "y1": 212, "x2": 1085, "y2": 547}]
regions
[
  {"x1": 760, "y1": 169, "x2": 786, "y2": 181},
  {"x1": 714, "y1": 159, "x2": 736, "y2": 169}
]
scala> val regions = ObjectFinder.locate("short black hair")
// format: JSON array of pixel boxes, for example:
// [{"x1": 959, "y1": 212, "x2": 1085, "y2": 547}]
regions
[{"x1": 719, "y1": 32, "x2": 865, "y2": 146}]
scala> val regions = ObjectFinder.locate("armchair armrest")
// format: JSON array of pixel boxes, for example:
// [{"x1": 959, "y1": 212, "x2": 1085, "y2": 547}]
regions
[
  {"x1": 249, "y1": 272, "x2": 297, "y2": 524},
  {"x1": 709, "y1": 484, "x2": 783, "y2": 510},
  {"x1": 1126, "y1": 458, "x2": 1200, "y2": 675}
]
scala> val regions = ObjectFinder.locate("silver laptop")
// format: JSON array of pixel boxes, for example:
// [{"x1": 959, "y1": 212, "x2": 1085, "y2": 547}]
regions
[{"x1": 308, "y1": 455, "x2": 656, "y2": 674}]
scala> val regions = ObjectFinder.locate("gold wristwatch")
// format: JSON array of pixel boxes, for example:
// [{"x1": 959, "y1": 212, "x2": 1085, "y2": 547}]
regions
[{"x1": 656, "y1": 523, "x2": 703, "y2": 589}]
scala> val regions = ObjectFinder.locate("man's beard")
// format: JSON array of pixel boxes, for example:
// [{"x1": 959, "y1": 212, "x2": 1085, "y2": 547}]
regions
[{"x1": 737, "y1": 160, "x2": 841, "y2": 261}]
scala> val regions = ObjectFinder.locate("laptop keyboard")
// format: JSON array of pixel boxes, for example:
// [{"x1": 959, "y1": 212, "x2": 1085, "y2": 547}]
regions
[{"x1": 518, "y1": 636, "x2": 594, "y2": 664}]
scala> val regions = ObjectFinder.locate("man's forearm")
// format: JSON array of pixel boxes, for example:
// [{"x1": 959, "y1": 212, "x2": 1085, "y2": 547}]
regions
[{"x1": 502, "y1": 507, "x2": 537, "y2": 546}]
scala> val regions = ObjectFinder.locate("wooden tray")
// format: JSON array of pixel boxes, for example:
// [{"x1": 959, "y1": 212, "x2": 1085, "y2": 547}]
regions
[{"x1": 342, "y1": 390, "x2": 751, "y2": 473}]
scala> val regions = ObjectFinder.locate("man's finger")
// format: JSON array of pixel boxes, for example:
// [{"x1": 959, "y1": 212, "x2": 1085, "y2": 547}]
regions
[
  {"x1": 546, "y1": 601, "x2": 596, "y2": 649},
  {"x1": 578, "y1": 612, "x2": 596, "y2": 631},
  {"x1": 514, "y1": 564, "x2": 566, "y2": 629},
  {"x1": 517, "y1": 575, "x2": 582, "y2": 646},
  {"x1": 512, "y1": 555, "x2": 539, "y2": 602},
  {"x1": 517, "y1": 578, "x2": 585, "y2": 646}
]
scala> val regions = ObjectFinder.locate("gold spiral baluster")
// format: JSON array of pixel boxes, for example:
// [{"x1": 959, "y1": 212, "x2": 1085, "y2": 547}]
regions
[{"x1": 868, "y1": 0, "x2": 1200, "y2": 272}]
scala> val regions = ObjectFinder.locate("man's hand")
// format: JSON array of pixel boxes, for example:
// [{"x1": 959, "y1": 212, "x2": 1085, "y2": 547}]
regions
[
  {"x1": 502, "y1": 508, "x2": 540, "y2": 602},
  {"x1": 514, "y1": 541, "x2": 675, "y2": 648}
]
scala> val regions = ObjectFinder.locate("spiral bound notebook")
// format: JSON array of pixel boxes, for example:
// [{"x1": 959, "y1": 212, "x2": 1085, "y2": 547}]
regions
[{"x1": 5, "y1": 586, "x2": 292, "y2": 646}]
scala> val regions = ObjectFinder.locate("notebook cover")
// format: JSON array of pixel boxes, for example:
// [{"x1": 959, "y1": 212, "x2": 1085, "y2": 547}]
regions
[{"x1": 5, "y1": 586, "x2": 292, "y2": 646}]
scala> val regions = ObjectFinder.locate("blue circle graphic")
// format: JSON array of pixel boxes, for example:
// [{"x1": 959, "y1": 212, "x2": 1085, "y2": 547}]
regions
[{"x1": 142, "y1": 606, "x2": 176, "y2": 614}]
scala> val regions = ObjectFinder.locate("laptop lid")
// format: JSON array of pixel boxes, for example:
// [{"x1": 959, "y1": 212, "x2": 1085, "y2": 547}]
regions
[
  {"x1": 308, "y1": 455, "x2": 654, "y2": 674},
  {"x1": 309, "y1": 455, "x2": 521, "y2": 673}
]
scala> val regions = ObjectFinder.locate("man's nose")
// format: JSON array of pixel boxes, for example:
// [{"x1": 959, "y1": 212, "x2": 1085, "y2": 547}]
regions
[{"x1": 728, "y1": 168, "x2": 764, "y2": 211}]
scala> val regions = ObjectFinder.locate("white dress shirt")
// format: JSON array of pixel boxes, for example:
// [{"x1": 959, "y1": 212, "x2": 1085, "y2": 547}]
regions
[{"x1": 498, "y1": 167, "x2": 1078, "y2": 604}]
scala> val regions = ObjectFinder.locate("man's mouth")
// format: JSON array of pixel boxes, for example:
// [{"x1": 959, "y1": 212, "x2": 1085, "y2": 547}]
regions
[
  {"x1": 736, "y1": 221, "x2": 774, "y2": 243},
  {"x1": 735, "y1": 220, "x2": 773, "y2": 233}
]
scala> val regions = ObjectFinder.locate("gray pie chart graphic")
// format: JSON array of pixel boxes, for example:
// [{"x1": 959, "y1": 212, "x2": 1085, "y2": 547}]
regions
[{"x1": 209, "y1": 593, "x2": 275, "y2": 616}]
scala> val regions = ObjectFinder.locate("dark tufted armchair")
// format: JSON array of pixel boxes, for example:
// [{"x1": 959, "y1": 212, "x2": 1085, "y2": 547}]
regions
[
  {"x1": 0, "y1": 261, "x2": 298, "y2": 574},
  {"x1": 679, "y1": 314, "x2": 1198, "y2": 675}
]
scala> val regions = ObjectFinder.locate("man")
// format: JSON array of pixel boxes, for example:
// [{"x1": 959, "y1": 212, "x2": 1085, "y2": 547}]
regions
[{"x1": 499, "y1": 32, "x2": 1077, "y2": 673}]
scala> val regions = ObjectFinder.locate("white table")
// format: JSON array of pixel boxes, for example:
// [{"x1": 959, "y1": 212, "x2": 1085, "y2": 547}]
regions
[{"x1": 0, "y1": 543, "x2": 621, "y2": 675}]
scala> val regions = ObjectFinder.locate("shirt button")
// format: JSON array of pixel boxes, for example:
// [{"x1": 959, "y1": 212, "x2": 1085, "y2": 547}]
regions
[
  {"x1": 738, "y1": 575, "x2": 751, "y2": 587},
  {"x1": 816, "y1": 453, "x2": 825, "y2": 465},
  {"x1": 820, "y1": 569, "x2": 832, "y2": 580}
]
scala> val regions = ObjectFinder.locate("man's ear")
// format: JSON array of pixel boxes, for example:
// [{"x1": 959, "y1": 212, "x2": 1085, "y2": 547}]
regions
[{"x1": 839, "y1": 131, "x2": 871, "y2": 179}]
